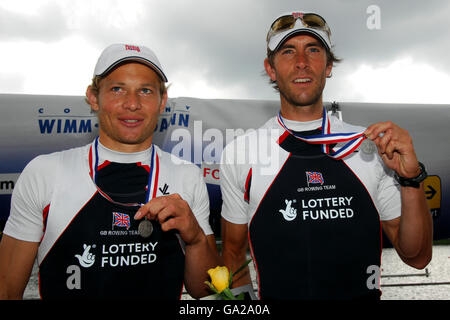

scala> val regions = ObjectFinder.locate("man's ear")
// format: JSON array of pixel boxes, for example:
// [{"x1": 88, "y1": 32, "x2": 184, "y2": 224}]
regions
[
  {"x1": 159, "y1": 90, "x2": 168, "y2": 114},
  {"x1": 264, "y1": 58, "x2": 277, "y2": 82},
  {"x1": 86, "y1": 86, "x2": 100, "y2": 112},
  {"x1": 326, "y1": 62, "x2": 333, "y2": 78}
]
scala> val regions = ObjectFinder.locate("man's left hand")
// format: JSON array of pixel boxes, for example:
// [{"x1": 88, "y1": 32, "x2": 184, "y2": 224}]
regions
[{"x1": 364, "y1": 121, "x2": 421, "y2": 178}]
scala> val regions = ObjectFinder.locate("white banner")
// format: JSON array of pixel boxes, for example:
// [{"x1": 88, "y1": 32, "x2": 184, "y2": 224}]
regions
[{"x1": 1, "y1": 94, "x2": 449, "y2": 239}]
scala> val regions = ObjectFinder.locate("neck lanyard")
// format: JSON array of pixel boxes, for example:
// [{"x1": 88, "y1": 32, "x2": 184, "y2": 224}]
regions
[
  {"x1": 88, "y1": 137, "x2": 159, "y2": 207},
  {"x1": 277, "y1": 107, "x2": 367, "y2": 160}
]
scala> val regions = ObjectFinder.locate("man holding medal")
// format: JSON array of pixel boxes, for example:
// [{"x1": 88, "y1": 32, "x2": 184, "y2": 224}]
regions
[
  {"x1": 220, "y1": 11, "x2": 433, "y2": 299},
  {"x1": 0, "y1": 44, "x2": 220, "y2": 299}
]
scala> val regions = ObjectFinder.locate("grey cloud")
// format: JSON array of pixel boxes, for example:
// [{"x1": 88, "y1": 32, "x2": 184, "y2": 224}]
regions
[
  {"x1": 0, "y1": 4, "x2": 68, "y2": 42},
  {"x1": 129, "y1": 0, "x2": 450, "y2": 99},
  {"x1": 327, "y1": 0, "x2": 450, "y2": 67},
  {"x1": 2, "y1": 0, "x2": 449, "y2": 101},
  {"x1": 113, "y1": 1, "x2": 273, "y2": 98}
]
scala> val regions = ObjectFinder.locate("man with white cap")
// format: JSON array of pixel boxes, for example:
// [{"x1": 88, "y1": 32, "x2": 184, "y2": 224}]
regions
[
  {"x1": 220, "y1": 11, "x2": 432, "y2": 299},
  {"x1": 0, "y1": 43, "x2": 220, "y2": 299}
]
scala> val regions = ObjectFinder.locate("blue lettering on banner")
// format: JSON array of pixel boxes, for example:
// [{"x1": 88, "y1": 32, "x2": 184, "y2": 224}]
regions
[
  {"x1": 178, "y1": 114, "x2": 189, "y2": 127},
  {"x1": 39, "y1": 119, "x2": 93, "y2": 134},
  {"x1": 159, "y1": 119, "x2": 169, "y2": 132},
  {"x1": 64, "y1": 119, "x2": 77, "y2": 133},
  {"x1": 156, "y1": 113, "x2": 190, "y2": 133}
]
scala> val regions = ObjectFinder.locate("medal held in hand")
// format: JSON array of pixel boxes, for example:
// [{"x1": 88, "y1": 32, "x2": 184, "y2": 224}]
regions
[
  {"x1": 359, "y1": 138, "x2": 376, "y2": 154},
  {"x1": 138, "y1": 218, "x2": 153, "y2": 238}
]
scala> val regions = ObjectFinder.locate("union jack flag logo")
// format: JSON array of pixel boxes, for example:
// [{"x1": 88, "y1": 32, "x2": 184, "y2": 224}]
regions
[
  {"x1": 112, "y1": 212, "x2": 130, "y2": 230},
  {"x1": 306, "y1": 171, "x2": 324, "y2": 185}
]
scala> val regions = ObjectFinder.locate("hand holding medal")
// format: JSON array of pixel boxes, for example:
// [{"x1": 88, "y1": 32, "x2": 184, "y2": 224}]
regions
[
  {"x1": 364, "y1": 121, "x2": 421, "y2": 179},
  {"x1": 277, "y1": 107, "x2": 420, "y2": 179},
  {"x1": 134, "y1": 193, "x2": 204, "y2": 246}
]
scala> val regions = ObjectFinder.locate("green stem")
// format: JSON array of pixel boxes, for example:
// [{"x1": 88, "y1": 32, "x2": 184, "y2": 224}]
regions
[
  {"x1": 232, "y1": 259, "x2": 252, "y2": 276},
  {"x1": 221, "y1": 288, "x2": 236, "y2": 300}
]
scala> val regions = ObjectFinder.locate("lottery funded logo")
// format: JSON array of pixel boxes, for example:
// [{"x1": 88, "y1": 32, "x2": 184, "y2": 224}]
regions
[
  {"x1": 286, "y1": 171, "x2": 355, "y2": 222},
  {"x1": 277, "y1": 196, "x2": 355, "y2": 222},
  {"x1": 300, "y1": 196, "x2": 355, "y2": 221},
  {"x1": 66, "y1": 242, "x2": 158, "y2": 291},
  {"x1": 100, "y1": 242, "x2": 158, "y2": 268}
]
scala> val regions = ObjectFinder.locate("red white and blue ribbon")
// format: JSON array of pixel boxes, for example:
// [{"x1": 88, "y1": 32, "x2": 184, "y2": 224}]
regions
[
  {"x1": 88, "y1": 137, "x2": 159, "y2": 206},
  {"x1": 277, "y1": 107, "x2": 367, "y2": 160}
]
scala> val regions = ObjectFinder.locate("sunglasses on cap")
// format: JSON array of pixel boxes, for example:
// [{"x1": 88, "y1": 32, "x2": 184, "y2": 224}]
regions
[{"x1": 266, "y1": 12, "x2": 331, "y2": 43}]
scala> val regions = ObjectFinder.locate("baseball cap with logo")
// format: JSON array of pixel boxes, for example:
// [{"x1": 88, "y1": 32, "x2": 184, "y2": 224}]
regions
[
  {"x1": 93, "y1": 43, "x2": 168, "y2": 82},
  {"x1": 266, "y1": 11, "x2": 332, "y2": 52}
]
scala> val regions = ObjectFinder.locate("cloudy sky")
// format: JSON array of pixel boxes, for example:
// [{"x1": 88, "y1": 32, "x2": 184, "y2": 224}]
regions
[{"x1": 0, "y1": 0, "x2": 449, "y2": 104}]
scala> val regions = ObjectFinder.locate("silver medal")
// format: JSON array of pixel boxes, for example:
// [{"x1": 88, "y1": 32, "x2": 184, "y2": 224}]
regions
[
  {"x1": 360, "y1": 139, "x2": 376, "y2": 154},
  {"x1": 138, "y1": 219, "x2": 153, "y2": 238}
]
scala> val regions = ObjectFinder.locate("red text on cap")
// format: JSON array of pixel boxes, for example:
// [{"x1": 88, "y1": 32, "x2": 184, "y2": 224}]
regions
[{"x1": 125, "y1": 45, "x2": 141, "y2": 53}]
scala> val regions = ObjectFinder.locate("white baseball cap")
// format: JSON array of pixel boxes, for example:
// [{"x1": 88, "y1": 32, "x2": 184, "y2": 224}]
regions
[
  {"x1": 267, "y1": 11, "x2": 332, "y2": 52},
  {"x1": 93, "y1": 43, "x2": 168, "y2": 82}
]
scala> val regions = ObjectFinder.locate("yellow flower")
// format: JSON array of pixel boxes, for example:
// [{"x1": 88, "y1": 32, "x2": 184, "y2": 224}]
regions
[{"x1": 207, "y1": 266, "x2": 230, "y2": 293}]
